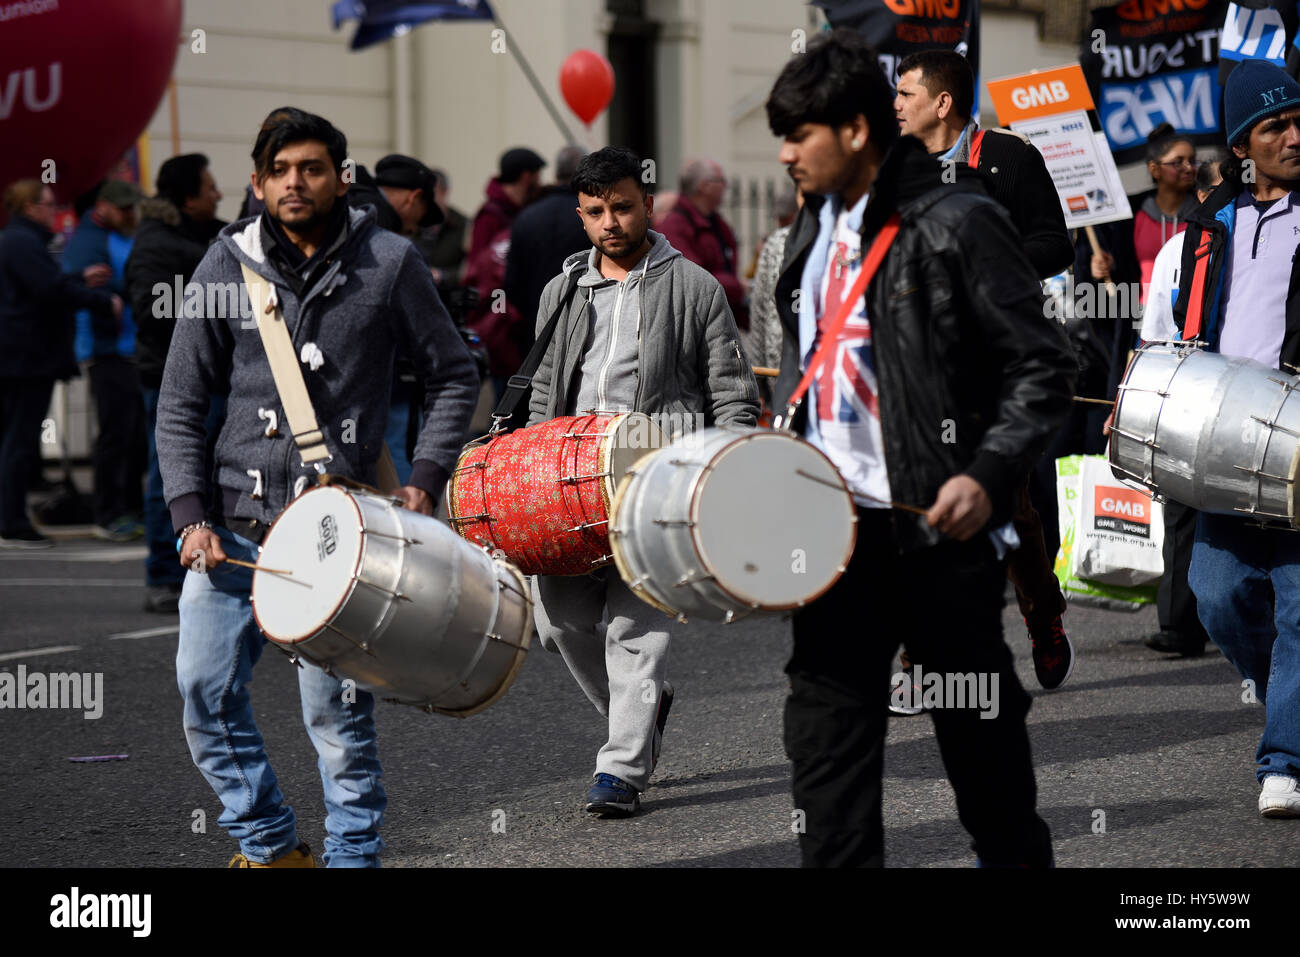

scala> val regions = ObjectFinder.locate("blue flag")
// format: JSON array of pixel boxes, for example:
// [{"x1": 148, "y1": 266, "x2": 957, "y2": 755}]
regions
[{"x1": 331, "y1": 0, "x2": 495, "y2": 50}]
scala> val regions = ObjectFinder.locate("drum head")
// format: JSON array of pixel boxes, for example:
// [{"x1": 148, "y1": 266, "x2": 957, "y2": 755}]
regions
[
  {"x1": 251, "y1": 485, "x2": 364, "y2": 644},
  {"x1": 600, "y1": 412, "x2": 667, "y2": 506},
  {"x1": 690, "y1": 433, "x2": 856, "y2": 609}
]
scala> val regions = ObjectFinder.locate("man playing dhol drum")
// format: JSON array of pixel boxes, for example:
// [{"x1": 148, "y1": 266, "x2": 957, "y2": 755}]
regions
[
  {"x1": 1170, "y1": 60, "x2": 1300, "y2": 818},
  {"x1": 765, "y1": 30, "x2": 1076, "y2": 866},
  {"x1": 157, "y1": 107, "x2": 479, "y2": 866},
  {"x1": 527, "y1": 146, "x2": 759, "y2": 817}
]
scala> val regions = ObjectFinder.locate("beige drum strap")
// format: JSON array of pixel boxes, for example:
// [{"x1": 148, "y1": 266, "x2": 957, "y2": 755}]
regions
[{"x1": 240, "y1": 262, "x2": 402, "y2": 488}]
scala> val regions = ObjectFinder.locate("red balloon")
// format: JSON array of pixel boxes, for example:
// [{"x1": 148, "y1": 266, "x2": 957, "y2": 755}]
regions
[
  {"x1": 559, "y1": 50, "x2": 614, "y2": 126},
  {"x1": 0, "y1": 0, "x2": 182, "y2": 202}
]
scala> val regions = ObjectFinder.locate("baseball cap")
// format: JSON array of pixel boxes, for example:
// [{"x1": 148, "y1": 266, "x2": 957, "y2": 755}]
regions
[
  {"x1": 99, "y1": 179, "x2": 144, "y2": 208},
  {"x1": 373, "y1": 154, "x2": 444, "y2": 227},
  {"x1": 499, "y1": 147, "x2": 546, "y2": 183}
]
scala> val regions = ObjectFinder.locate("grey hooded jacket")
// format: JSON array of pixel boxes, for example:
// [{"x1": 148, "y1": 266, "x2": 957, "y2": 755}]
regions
[
  {"x1": 158, "y1": 205, "x2": 479, "y2": 532},
  {"x1": 527, "y1": 230, "x2": 759, "y2": 431}
]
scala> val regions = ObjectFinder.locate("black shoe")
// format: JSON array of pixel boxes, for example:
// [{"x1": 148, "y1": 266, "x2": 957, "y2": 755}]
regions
[
  {"x1": 651, "y1": 681, "x2": 674, "y2": 772},
  {"x1": 1144, "y1": 630, "x2": 1205, "y2": 658},
  {"x1": 144, "y1": 584, "x2": 182, "y2": 614},
  {"x1": 1029, "y1": 615, "x2": 1074, "y2": 690},
  {"x1": 0, "y1": 527, "x2": 53, "y2": 549}
]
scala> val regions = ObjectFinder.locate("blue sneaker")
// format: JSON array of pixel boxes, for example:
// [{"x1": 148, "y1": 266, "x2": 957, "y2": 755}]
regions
[{"x1": 585, "y1": 773, "x2": 640, "y2": 817}]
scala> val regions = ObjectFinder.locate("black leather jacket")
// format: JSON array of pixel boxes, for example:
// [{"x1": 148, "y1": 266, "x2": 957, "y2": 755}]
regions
[{"x1": 773, "y1": 136, "x2": 1076, "y2": 552}]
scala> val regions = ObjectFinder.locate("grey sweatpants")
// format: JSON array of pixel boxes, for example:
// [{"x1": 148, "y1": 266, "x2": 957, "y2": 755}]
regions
[{"x1": 533, "y1": 569, "x2": 676, "y2": 792}]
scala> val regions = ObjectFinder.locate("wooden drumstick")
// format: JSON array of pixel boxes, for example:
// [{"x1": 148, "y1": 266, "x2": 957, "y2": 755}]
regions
[
  {"x1": 226, "y1": 556, "x2": 304, "y2": 579},
  {"x1": 752, "y1": 366, "x2": 780, "y2": 378},
  {"x1": 794, "y1": 469, "x2": 929, "y2": 516},
  {"x1": 1073, "y1": 396, "x2": 1116, "y2": 407}
]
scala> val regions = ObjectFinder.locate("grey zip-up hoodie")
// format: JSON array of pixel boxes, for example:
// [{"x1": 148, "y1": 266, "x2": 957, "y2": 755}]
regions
[
  {"x1": 158, "y1": 205, "x2": 479, "y2": 532},
  {"x1": 528, "y1": 230, "x2": 759, "y2": 432}
]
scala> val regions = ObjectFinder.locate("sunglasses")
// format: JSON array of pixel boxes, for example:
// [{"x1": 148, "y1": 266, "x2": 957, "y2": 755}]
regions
[{"x1": 1158, "y1": 158, "x2": 1200, "y2": 170}]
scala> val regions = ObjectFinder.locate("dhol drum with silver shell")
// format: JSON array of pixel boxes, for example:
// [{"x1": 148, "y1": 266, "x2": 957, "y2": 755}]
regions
[
  {"x1": 1110, "y1": 341, "x2": 1300, "y2": 528},
  {"x1": 609, "y1": 427, "x2": 857, "y2": 622},
  {"x1": 250, "y1": 483, "x2": 533, "y2": 717}
]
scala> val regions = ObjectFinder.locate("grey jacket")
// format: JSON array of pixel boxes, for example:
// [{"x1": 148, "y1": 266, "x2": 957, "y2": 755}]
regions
[
  {"x1": 527, "y1": 230, "x2": 759, "y2": 431},
  {"x1": 158, "y1": 205, "x2": 479, "y2": 532}
]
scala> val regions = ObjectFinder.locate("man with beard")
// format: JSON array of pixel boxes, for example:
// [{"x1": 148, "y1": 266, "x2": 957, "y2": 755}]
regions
[
  {"x1": 157, "y1": 107, "x2": 479, "y2": 866},
  {"x1": 527, "y1": 146, "x2": 758, "y2": 817}
]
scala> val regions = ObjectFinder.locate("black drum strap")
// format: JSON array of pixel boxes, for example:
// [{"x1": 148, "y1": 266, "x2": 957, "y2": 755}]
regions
[{"x1": 491, "y1": 269, "x2": 583, "y2": 430}]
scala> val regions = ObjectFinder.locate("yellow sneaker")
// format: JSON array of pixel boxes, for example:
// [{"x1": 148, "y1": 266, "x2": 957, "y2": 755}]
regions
[{"x1": 228, "y1": 842, "x2": 316, "y2": 868}]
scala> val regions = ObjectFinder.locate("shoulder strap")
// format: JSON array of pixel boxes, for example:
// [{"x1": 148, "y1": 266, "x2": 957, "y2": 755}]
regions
[
  {"x1": 239, "y1": 262, "x2": 332, "y2": 471},
  {"x1": 777, "y1": 212, "x2": 901, "y2": 429},
  {"x1": 968, "y1": 129, "x2": 987, "y2": 169},
  {"x1": 491, "y1": 268, "x2": 583, "y2": 429}
]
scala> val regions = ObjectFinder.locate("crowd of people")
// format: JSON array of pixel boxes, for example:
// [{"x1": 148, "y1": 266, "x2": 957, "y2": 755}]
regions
[{"x1": 1, "y1": 25, "x2": 1299, "y2": 867}]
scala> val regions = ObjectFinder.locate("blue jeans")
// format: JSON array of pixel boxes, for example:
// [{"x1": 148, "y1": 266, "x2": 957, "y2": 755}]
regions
[
  {"x1": 384, "y1": 401, "x2": 413, "y2": 487},
  {"x1": 1189, "y1": 512, "x2": 1300, "y2": 782},
  {"x1": 175, "y1": 527, "x2": 386, "y2": 866},
  {"x1": 142, "y1": 387, "x2": 184, "y2": 587}
]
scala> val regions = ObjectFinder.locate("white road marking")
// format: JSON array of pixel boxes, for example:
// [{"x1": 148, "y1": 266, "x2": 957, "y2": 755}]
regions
[
  {"x1": 107, "y1": 626, "x2": 178, "y2": 641},
  {"x1": 0, "y1": 645, "x2": 82, "y2": 663},
  {"x1": 0, "y1": 579, "x2": 135, "y2": 586},
  {"x1": 0, "y1": 547, "x2": 147, "y2": 563}
]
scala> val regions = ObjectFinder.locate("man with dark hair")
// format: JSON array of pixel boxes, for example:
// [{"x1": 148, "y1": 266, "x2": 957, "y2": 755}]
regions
[
  {"x1": 157, "y1": 106, "x2": 479, "y2": 866},
  {"x1": 418, "y1": 169, "x2": 470, "y2": 291},
  {"x1": 504, "y1": 145, "x2": 590, "y2": 367},
  {"x1": 894, "y1": 48, "x2": 1076, "y2": 690},
  {"x1": 528, "y1": 145, "x2": 759, "y2": 817},
  {"x1": 0, "y1": 180, "x2": 119, "y2": 548},
  {"x1": 657, "y1": 157, "x2": 749, "y2": 329},
  {"x1": 464, "y1": 147, "x2": 546, "y2": 386},
  {"x1": 63, "y1": 178, "x2": 146, "y2": 543},
  {"x1": 1171, "y1": 59, "x2": 1300, "y2": 817},
  {"x1": 126, "y1": 154, "x2": 227, "y2": 612},
  {"x1": 766, "y1": 29, "x2": 1075, "y2": 867},
  {"x1": 372, "y1": 153, "x2": 443, "y2": 237}
]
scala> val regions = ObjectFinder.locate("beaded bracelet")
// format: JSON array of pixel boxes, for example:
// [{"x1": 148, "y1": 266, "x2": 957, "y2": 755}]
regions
[{"x1": 175, "y1": 520, "x2": 214, "y2": 554}]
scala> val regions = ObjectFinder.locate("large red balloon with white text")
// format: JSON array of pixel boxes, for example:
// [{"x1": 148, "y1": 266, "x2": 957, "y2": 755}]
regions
[
  {"x1": 559, "y1": 49, "x2": 615, "y2": 126},
  {"x1": 0, "y1": 0, "x2": 182, "y2": 202}
]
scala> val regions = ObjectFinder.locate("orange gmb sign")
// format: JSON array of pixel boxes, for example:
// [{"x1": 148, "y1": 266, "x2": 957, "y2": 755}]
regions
[{"x1": 987, "y1": 64, "x2": 1095, "y2": 125}]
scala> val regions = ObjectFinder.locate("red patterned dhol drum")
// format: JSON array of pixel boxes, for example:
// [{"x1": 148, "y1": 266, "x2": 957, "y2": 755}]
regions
[{"x1": 446, "y1": 413, "x2": 665, "y2": 576}]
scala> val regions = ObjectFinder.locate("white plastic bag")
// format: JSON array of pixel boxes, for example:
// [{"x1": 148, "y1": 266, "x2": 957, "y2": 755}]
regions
[
  {"x1": 1072, "y1": 455, "x2": 1164, "y2": 586},
  {"x1": 1054, "y1": 456, "x2": 1161, "y2": 610}
]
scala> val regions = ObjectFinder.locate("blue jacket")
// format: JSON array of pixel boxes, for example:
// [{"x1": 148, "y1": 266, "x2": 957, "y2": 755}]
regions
[
  {"x1": 1174, "y1": 179, "x2": 1300, "y2": 366},
  {"x1": 61, "y1": 216, "x2": 135, "y2": 360},
  {"x1": 0, "y1": 215, "x2": 112, "y2": 379}
]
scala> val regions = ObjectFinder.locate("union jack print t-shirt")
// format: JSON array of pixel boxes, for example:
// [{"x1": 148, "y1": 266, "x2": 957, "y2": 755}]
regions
[{"x1": 801, "y1": 194, "x2": 891, "y2": 509}]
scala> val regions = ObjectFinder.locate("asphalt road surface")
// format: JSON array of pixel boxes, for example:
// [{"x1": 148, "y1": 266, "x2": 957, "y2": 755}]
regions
[{"x1": 0, "y1": 536, "x2": 1287, "y2": 868}]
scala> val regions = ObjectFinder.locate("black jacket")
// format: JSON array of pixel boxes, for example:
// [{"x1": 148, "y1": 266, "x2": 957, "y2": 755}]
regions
[
  {"x1": 347, "y1": 165, "x2": 403, "y2": 236},
  {"x1": 504, "y1": 185, "x2": 590, "y2": 336},
  {"x1": 773, "y1": 136, "x2": 1076, "y2": 552},
  {"x1": 971, "y1": 128, "x2": 1074, "y2": 279},
  {"x1": 0, "y1": 215, "x2": 112, "y2": 380},
  {"x1": 124, "y1": 197, "x2": 226, "y2": 388}
]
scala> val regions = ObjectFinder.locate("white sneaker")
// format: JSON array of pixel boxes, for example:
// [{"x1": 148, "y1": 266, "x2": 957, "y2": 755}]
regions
[{"x1": 1258, "y1": 775, "x2": 1300, "y2": 818}]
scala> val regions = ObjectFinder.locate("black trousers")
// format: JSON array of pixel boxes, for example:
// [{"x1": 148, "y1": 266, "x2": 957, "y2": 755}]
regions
[
  {"x1": 0, "y1": 376, "x2": 54, "y2": 534},
  {"x1": 784, "y1": 510, "x2": 1053, "y2": 868},
  {"x1": 87, "y1": 356, "x2": 146, "y2": 526},
  {"x1": 1157, "y1": 500, "x2": 1208, "y2": 648}
]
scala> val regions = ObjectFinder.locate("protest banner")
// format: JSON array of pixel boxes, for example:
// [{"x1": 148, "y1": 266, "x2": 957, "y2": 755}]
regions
[
  {"x1": 1078, "y1": 0, "x2": 1228, "y2": 165},
  {"x1": 987, "y1": 64, "x2": 1133, "y2": 229}
]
